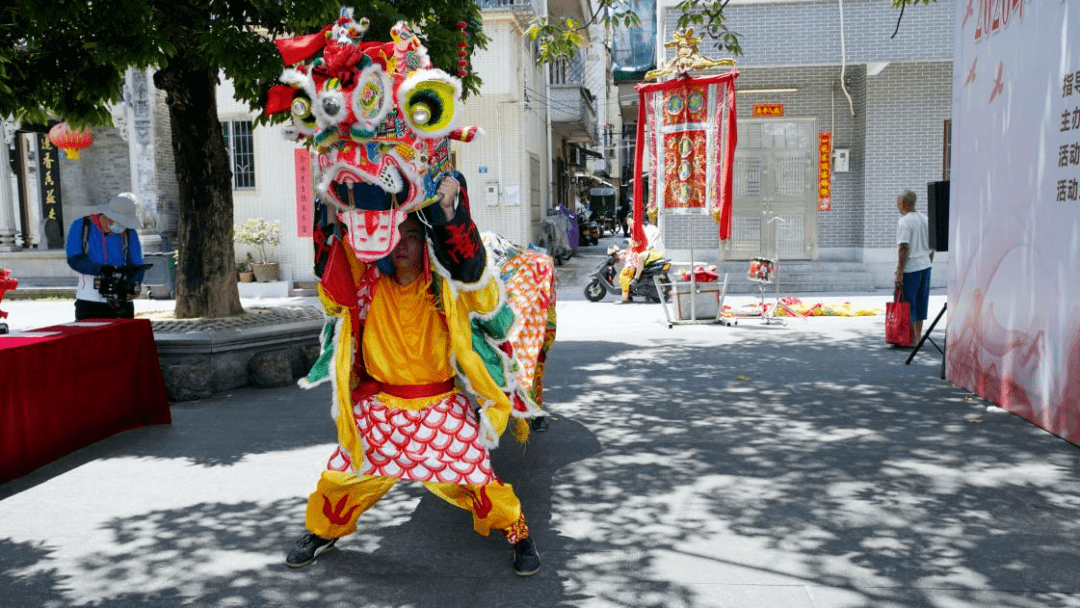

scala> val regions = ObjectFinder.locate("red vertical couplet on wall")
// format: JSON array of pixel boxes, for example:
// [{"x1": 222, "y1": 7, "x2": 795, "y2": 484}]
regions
[
  {"x1": 295, "y1": 148, "x2": 313, "y2": 238},
  {"x1": 818, "y1": 131, "x2": 832, "y2": 212}
]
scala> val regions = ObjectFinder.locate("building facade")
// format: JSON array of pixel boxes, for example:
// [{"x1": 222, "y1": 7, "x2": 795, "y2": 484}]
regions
[{"x1": 641, "y1": 0, "x2": 954, "y2": 288}]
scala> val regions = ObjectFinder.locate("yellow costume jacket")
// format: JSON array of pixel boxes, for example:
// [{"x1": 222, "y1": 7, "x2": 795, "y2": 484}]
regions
[{"x1": 300, "y1": 203, "x2": 539, "y2": 472}]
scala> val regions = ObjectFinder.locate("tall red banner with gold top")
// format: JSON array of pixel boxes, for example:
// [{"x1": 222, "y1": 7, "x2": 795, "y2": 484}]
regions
[{"x1": 632, "y1": 71, "x2": 739, "y2": 250}]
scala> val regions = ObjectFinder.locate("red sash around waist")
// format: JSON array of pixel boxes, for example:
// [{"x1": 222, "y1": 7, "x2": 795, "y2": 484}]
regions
[{"x1": 377, "y1": 378, "x2": 456, "y2": 399}]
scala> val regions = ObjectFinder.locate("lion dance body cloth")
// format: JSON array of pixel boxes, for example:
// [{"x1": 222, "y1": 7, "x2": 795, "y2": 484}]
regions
[{"x1": 265, "y1": 8, "x2": 554, "y2": 547}]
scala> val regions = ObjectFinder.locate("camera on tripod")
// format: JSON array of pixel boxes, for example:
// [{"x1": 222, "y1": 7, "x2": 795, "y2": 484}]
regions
[{"x1": 94, "y1": 264, "x2": 153, "y2": 309}]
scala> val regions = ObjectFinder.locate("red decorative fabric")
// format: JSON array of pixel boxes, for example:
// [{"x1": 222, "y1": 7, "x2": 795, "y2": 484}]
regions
[
  {"x1": 632, "y1": 98, "x2": 648, "y2": 252},
  {"x1": 378, "y1": 378, "x2": 456, "y2": 399},
  {"x1": 319, "y1": 238, "x2": 359, "y2": 309},
  {"x1": 264, "y1": 85, "x2": 297, "y2": 116},
  {"x1": 274, "y1": 26, "x2": 331, "y2": 66},
  {"x1": 359, "y1": 41, "x2": 394, "y2": 70},
  {"x1": 633, "y1": 71, "x2": 740, "y2": 243},
  {"x1": 0, "y1": 319, "x2": 170, "y2": 482}
]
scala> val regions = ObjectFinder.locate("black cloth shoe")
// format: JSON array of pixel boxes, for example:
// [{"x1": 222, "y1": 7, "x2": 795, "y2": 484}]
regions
[
  {"x1": 512, "y1": 537, "x2": 541, "y2": 576},
  {"x1": 531, "y1": 416, "x2": 549, "y2": 432},
  {"x1": 285, "y1": 532, "x2": 337, "y2": 568}
]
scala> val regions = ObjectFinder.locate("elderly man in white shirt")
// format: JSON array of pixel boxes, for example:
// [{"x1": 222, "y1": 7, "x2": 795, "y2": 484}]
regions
[{"x1": 895, "y1": 189, "x2": 934, "y2": 346}]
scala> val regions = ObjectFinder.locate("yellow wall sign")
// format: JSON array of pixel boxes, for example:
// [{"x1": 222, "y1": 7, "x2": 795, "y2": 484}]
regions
[{"x1": 752, "y1": 104, "x2": 784, "y2": 117}]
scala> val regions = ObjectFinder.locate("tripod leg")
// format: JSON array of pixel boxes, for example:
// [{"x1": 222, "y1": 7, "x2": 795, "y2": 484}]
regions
[
  {"x1": 906, "y1": 302, "x2": 947, "y2": 365},
  {"x1": 940, "y1": 338, "x2": 947, "y2": 380}
]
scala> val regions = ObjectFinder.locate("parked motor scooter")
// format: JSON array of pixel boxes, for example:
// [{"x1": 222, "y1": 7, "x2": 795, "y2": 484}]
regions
[
  {"x1": 536, "y1": 206, "x2": 579, "y2": 265},
  {"x1": 577, "y1": 208, "x2": 602, "y2": 246},
  {"x1": 583, "y1": 245, "x2": 672, "y2": 303}
]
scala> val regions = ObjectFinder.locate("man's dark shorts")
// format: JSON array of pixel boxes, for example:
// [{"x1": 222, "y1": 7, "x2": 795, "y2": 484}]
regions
[{"x1": 901, "y1": 267, "x2": 931, "y2": 322}]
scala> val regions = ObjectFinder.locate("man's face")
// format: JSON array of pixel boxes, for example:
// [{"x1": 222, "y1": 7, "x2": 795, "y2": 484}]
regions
[
  {"x1": 390, "y1": 216, "x2": 425, "y2": 277},
  {"x1": 896, "y1": 197, "x2": 905, "y2": 214},
  {"x1": 100, "y1": 214, "x2": 124, "y2": 233}
]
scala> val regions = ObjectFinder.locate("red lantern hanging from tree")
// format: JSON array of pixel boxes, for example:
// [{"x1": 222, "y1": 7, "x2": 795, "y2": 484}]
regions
[{"x1": 47, "y1": 123, "x2": 94, "y2": 160}]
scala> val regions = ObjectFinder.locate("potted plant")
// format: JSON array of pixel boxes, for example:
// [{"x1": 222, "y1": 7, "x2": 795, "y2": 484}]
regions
[
  {"x1": 233, "y1": 218, "x2": 281, "y2": 282},
  {"x1": 236, "y1": 253, "x2": 255, "y2": 282}
]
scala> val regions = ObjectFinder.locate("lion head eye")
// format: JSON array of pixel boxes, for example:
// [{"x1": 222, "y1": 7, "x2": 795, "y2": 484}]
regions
[
  {"x1": 312, "y1": 80, "x2": 349, "y2": 129},
  {"x1": 322, "y1": 96, "x2": 344, "y2": 119},
  {"x1": 398, "y1": 73, "x2": 460, "y2": 138},
  {"x1": 410, "y1": 104, "x2": 432, "y2": 125},
  {"x1": 291, "y1": 97, "x2": 312, "y2": 119}
]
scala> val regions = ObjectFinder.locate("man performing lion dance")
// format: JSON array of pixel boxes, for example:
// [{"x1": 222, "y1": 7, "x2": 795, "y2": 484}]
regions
[{"x1": 263, "y1": 9, "x2": 545, "y2": 576}]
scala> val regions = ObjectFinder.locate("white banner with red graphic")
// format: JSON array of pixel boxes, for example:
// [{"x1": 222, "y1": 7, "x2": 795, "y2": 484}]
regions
[{"x1": 949, "y1": 0, "x2": 1080, "y2": 444}]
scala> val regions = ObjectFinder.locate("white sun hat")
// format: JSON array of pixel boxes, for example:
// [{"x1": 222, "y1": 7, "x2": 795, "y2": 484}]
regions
[{"x1": 92, "y1": 192, "x2": 141, "y2": 230}]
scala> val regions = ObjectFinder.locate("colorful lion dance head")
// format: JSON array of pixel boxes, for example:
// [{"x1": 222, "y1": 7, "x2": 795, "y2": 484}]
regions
[{"x1": 265, "y1": 7, "x2": 482, "y2": 261}]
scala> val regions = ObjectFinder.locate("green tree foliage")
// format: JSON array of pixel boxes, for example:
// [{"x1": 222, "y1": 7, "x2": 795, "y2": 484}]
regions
[
  {"x1": 527, "y1": 0, "x2": 742, "y2": 64},
  {"x1": 0, "y1": 0, "x2": 488, "y2": 134},
  {"x1": 0, "y1": 0, "x2": 488, "y2": 317}
]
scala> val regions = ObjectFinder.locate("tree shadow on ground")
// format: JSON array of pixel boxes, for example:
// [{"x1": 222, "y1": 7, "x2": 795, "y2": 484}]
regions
[
  {"x1": 0, "y1": 399, "x2": 600, "y2": 606},
  {"x1": 4, "y1": 315, "x2": 1080, "y2": 607},
  {"x1": 1, "y1": 383, "x2": 337, "y2": 501},
  {"x1": 533, "y1": 326, "x2": 1080, "y2": 607}
]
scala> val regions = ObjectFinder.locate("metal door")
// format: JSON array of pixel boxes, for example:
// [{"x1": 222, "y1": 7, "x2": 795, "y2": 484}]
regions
[{"x1": 724, "y1": 118, "x2": 817, "y2": 260}]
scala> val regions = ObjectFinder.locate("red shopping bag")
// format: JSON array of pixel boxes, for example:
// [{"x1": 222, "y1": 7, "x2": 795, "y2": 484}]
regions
[{"x1": 885, "y1": 289, "x2": 912, "y2": 346}]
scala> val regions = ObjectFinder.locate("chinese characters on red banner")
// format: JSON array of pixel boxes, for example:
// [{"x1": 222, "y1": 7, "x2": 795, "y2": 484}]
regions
[
  {"x1": 1057, "y1": 71, "x2": 1080, "y2": 203},
  {"x1": 752, "y1": 104, "x2": 784, "y2": 117},
  {"x1": 818, "y1": 132, "x2": 832, "y2": 211},
  {"x1": 294, "y1": 149, "x2": 313, "y2": 237}
]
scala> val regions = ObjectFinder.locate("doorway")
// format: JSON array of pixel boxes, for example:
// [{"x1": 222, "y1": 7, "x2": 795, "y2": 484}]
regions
[{"x1": 723, "y1": 118, "x2": 818, "y2": 261}]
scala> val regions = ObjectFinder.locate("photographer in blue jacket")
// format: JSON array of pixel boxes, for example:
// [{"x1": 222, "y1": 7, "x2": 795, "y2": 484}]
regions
[{"x1": 65, "y1": 192, "x2": 145, "y2": 320}]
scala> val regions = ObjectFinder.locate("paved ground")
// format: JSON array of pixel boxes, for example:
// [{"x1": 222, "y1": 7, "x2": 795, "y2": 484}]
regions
[{"x1": 2, "y1": 238, "x2": 1079, "y2": 607}]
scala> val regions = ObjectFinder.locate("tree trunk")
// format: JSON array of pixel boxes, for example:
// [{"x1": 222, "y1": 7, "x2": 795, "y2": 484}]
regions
[{"x1": 155, "y1": 62, "x2": 244, "y2": 318}]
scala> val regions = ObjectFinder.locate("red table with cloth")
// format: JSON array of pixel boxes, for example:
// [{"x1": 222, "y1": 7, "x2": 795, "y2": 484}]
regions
[{"x1": 1, "y1": 318, "x2": 171, "y2": 483}]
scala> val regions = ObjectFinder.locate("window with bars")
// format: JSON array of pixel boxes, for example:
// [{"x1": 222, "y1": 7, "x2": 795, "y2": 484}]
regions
[
  {"x1": 550, "y1": 52, "x2": 585, "y2": 85},
  {"x1": 223, "y1": 120, "x2": 255, "y2": 190}
]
